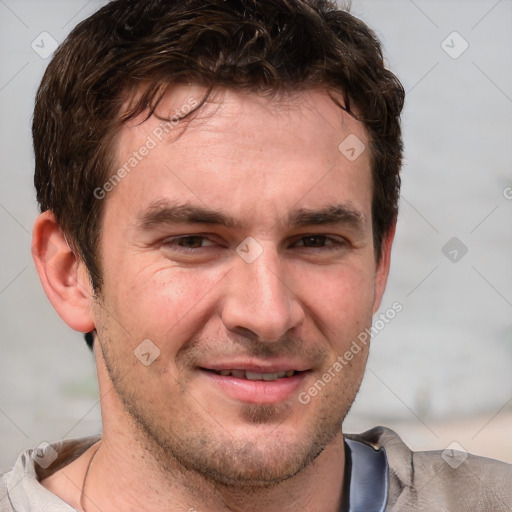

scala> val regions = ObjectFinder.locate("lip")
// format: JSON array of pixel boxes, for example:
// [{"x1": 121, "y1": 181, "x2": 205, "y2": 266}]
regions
[{"x1": 198, "y1": 367, "x2": 310, "y2": 404}]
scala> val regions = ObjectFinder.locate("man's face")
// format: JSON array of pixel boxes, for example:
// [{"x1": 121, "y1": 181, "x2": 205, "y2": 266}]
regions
[{"x1": 93, "y1": 87, "x2": 390, "y2": 485}]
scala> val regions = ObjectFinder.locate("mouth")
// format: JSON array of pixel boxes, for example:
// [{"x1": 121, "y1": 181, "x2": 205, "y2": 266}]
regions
[
  {"x1": 198, "y1": 365, "x2": 310, "y2": 404},
  {"x1": 203, "y1": 368, "x2": 299, "y2": 381}
]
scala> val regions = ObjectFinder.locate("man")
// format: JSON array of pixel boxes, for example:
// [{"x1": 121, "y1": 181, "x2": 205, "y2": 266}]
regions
[{"x1": 1, "y1": 0, "x2": 510, "y2": 510}]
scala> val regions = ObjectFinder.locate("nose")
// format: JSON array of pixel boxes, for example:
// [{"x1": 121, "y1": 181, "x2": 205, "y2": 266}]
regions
[{"x1": 220, "y1": 244, "x2": 305, "y2": 342}]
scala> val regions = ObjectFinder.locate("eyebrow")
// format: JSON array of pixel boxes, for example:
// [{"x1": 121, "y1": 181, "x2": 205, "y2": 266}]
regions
[
  {"x1": 138, "y1": 200, "x2": 366, "y2": 232},
  {"x1": 286, "y1": 205, "x2": 365, "y2": 231},
  {"x1": 139, "y1": 201, "x2": 241, "y2": 230}
]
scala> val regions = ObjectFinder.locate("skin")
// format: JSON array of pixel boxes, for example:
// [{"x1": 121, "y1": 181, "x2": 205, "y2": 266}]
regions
[{"x1": 33, "y1": 86, "x2": 394, "y2": 512}]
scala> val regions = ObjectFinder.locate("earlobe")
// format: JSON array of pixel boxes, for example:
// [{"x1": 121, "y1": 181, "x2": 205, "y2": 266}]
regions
[
  {"x1": 32, "y1": 211, "x2": 95, "y2": 333},
  {"x1": 372, "y1": 219, "x2": 396, "y2": 313}
]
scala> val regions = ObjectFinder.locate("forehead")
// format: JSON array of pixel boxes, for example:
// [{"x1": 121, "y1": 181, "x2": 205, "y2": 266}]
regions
[
  {"x1": 119, "y1": 85, "x2": 367, "y2": 154},
  {"x1": 108, "y1": 86, "x2": 372, "y2": 227}
]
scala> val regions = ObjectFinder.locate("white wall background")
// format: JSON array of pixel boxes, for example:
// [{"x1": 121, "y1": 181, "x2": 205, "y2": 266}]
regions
[{"x1": 0, "y1": 0, "x2": 511, "y2": 471}]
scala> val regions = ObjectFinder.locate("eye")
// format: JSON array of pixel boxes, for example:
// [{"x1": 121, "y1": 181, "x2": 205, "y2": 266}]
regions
[
  {"x1": 296, "y1": 235, "x2": 330, "y2": 248},
  {"x1": 164, "y1": 235, "x2": 216, "y2": 250},
  {"x1": 294, "y1": 235, "x2": 342, "y2": 249}
]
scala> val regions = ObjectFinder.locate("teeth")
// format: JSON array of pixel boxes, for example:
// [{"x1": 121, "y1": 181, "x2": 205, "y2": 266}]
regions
[
  {"x1": 216, "y1": 370, "x2": 296, "y2": 380},
  {"x1": 246, "y1": 371, "x2": 264, "y2": 380}
]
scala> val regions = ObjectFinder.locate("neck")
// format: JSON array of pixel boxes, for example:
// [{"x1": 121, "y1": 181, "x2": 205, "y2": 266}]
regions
[{"x1": 83, "y1": 425, "x2": 345, "y2": 512}]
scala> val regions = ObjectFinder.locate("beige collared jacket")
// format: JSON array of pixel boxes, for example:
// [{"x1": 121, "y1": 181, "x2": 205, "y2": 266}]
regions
[{"x1": 347, "y1": 426, "x2": 512, "y2": 511}]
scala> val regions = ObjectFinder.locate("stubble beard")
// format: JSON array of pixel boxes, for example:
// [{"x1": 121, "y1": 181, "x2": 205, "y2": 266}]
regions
[{"x1": 98, "y1": 334, "x2": 363, "y2": 490}]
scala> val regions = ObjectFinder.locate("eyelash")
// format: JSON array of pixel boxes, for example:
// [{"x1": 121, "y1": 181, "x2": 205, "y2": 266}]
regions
[{"x1": 163, "y1": 235, "x2": 347, "y2": 252}]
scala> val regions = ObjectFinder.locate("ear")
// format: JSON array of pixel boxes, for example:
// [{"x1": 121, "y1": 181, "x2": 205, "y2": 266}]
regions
[
  {"x1": 32, "y1": 211, "x2": 95, "y2": 333},
  {"x1": 372, "y1": 219, "x2": 396, "y2": 314}
]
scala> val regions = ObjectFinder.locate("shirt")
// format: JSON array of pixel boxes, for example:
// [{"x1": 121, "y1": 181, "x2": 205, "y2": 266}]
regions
[{"x1": 1, "y1": 426, "x2": 511, "y2": 511}]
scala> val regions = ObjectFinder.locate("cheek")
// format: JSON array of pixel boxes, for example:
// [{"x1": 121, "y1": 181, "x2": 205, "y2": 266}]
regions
[
  {"x1": 103, "y1": 261, "x2": 226, "y2": 344},
  {"x1": 302, "y1": 262, "x2": 375, "y2": 341}
]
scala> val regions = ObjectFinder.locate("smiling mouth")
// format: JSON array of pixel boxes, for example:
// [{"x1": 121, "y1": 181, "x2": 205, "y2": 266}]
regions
[{"x1": 202, "y1": 369, "x2": 301, "y2": 381}]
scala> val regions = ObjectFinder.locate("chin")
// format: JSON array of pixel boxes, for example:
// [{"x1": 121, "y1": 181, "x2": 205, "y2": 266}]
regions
[
  {"x1": 142, "y1": 407, "x2": 339, "y2": 489},
  {"x1": 175, "y1": 434, "x2": 326, "y2": 488}
]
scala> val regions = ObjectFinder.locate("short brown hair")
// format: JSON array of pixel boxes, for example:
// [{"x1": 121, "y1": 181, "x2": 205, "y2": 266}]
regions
[{"x1": 33, "y1": 0, "x2": 404, "y2": 292}]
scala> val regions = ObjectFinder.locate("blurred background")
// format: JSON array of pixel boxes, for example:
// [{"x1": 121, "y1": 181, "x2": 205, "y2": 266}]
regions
[{"x1": 1, "y1": 0, "x2": 511, "y2": 471}]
